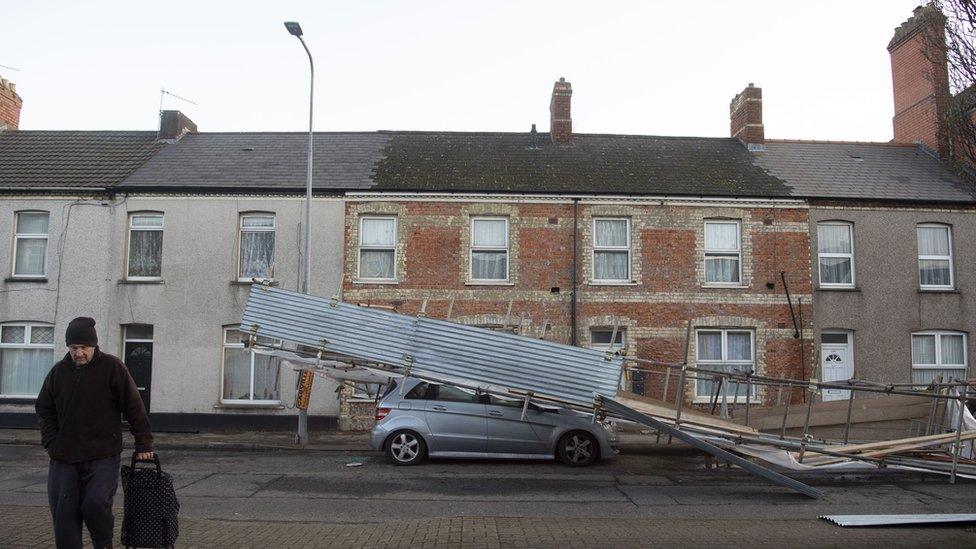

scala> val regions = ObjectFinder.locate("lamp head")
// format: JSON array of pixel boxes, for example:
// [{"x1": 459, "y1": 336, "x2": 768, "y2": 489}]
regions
[{"x1": 284, "y1": 21, "x2": 303, "y2": 37}]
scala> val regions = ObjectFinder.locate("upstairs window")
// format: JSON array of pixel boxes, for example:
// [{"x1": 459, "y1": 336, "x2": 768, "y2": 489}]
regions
[
  {"x1": 917, "y1": 224, "x2": 953, "y2": 289},
  {"x1": 470, "y1": 218, "x2": 509, "y2": 281},
  {"x1": 13, "y1": 211, "x2": 49, "y2": 277},
  {"x1": 359, "y1": 217, "x2": 396, "y2": 280},
  {"x1": 704, "y1": 220, "x2": 741, "y2": 284},
  {"x1": 239, "y1": 214, "x2": 276, "y2": 280},
  {"x1": 127, "y1": 213, "x2": 164, "y2": 279},
  {"x1": 817, "y1": 222, "x2": 854, "y2": 287},
  {"x1": 0, "y1": 323, "x2": 55, "y2": 397},
  {"x1": 911, "y1": 331, "x2": 967, "y2": 385},
  {"x1": 593, "y1": 218, "x2": 630, "y2": 282}
]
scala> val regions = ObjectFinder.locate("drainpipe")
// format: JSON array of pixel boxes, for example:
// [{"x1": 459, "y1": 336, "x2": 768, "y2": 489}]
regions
[{"x1": 571, "y1": 198, "x2": 580, "y2": 346}]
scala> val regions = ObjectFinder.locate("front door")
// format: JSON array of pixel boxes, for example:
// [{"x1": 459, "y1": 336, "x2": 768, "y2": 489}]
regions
[
  {"x1": 821, "y1": 332, "x2": 853, "y2": 402},
  {"x1": 123, "y1": 325, "x2": 154, "y2": 412}
]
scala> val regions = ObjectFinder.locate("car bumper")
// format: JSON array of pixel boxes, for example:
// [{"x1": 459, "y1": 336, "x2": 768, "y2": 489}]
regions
[{"x1": 368, "y1": 423, "x2": 391, "y2": 451}]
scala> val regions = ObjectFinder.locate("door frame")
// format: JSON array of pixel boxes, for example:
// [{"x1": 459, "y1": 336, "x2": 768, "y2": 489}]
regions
[
  {"x1": 122, "y1": 325, "x2": 154, "y2": 412},
  {"x1": 820, "y1": 330, "x2": 853, "y2": 401}
]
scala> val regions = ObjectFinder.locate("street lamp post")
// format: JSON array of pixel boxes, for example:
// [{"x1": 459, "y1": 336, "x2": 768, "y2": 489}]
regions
[{"x1": 285, "y1": 21, "x2": 314, "y2": 447}]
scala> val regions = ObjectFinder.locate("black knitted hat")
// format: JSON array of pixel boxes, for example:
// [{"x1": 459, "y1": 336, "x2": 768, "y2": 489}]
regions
[{"x1": 65, "y1": 317, "x2": 98, "y2": 346}]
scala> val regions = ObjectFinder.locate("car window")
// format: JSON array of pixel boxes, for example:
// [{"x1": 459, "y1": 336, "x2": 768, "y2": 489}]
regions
[
  {"x1": 404, "y1": 382, "x2": 430, "y2": 400},
  {"x1": 488, "y1": 395, "x2": 522, "y2": 407},
  {"x1": 433, "y1": 384, "x2": 481, "y2": 404}
]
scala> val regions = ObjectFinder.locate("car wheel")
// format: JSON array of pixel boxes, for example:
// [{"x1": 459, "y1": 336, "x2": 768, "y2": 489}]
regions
[
  {"x1": 556, "y1": 431, "x2": 599, "y2": 467},
  {"x1": 386, "y1": 430, "x2": 427, "y2": 466}
]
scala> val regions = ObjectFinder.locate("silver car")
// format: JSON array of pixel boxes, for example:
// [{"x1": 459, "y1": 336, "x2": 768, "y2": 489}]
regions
[{"x1": 369, "y1": 378, "x2": 618, "y2": 466}]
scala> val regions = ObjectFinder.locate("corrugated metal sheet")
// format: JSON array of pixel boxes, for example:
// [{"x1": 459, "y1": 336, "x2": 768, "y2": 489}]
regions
[
  {"x1": 819, "y1": 514, "x2": 976, "y2": 526},
  {"x1": 240, "y1": 285, "x2": 622, "y2": 406}
]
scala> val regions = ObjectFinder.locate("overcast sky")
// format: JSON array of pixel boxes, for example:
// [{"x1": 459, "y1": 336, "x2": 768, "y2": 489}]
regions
[{"x1": 3, "y1": 1, "x2": 924, "y2": 140}]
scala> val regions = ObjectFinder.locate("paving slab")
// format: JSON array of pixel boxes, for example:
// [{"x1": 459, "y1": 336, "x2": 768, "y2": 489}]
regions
[{"x1": 176, "y1": 473, "x2": 281, "y2": 497}]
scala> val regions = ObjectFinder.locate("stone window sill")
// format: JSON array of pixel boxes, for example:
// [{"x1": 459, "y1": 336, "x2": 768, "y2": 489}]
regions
[
  {"x1": 118, "y1": 279, "x2": 165, "y2": 285},
  {"x1": 587, "y1": 281, "x2": 639, "y2": 287},
  {"x1": 702, "y1": 284, "x2": 748, "y2": 289},
  {"x1": 816, "y1": 286, "x2": 861, "y2": 292},
  {"x1": 352, "y1": 279, "x2": 399, "y2": 285},
  {"x1": 465, "y1": 281, "x2": 515, "y2": 286},
  {"x1": 918, "y1": 288, "x2": 960, "y2": 294},
  {"x1": 213, "y1": 402, "x2": 284, "y2": 410},
  {"x1": 0, "y1": 397, "x2": 37, "y2": 405},
  {"x1": 4, "y1": 277, "x2": 48, "y2": 283},
  {"x1": 231, "y1": 279, "x2": 278, "y2": 286}
]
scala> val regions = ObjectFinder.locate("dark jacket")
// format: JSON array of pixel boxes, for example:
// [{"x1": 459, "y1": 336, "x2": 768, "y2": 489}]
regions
[{"x1": 35, "y1": 348, "x2": 153, "y2": 463}]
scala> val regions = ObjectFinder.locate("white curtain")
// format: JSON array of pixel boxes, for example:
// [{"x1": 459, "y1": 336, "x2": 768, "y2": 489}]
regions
[
  {"x1": 360, "y1": 250, "x2": 394, "y2": 279},
  {"x1": 472, "y1": 251, "x2": 507, "y2": 280},
  {"x1": 595, "y1": 220, "x2": 628, "y2": 247},
  {"x1": 222, "y1": 347, "x2": 252, "y2": 400},
  {"x1": 240, "y1": 231, "x2": 275, "y2": 278},
  {"x1": 706, "y1": 223, "x2": 739, "y2": 251},
  {"x1": 818, "y1": 224, "x2": 851, "y2": 254},
  {"x1": 820, "y1": 257, "x2": 852, "y2": 284},
  {"x1": 727, "y1": 332, "x2": 752, "y2": 360},
  {"x1": 705, "y1": 257, "x2": 740, "y2": 283},
  {"x1": 913, "y1": 368, "x2": 966, "y2": 385},
  {"x1": 252, "y1": 353, "x2": 280, "y2": 401},
  {"x1": 128, "y1": 230, "x2": 163, "y2": 277},
  {"x1": 941, "y1": 334, "x2": 965, "y2": 365},
  {"x1": 919, "y1": 259, "x2": 951, "y2": 286},
  {"x1": 0, "y1": 348, "x2": 53, "y2": 396},
  {"x1": 918, "y1": 226, "x2": 950, "y2": 255},
  {"x1": 361, "y1": 219, "x2": 396, "y2": 246},
  {"x1": 912, "y1": 335, "x2": 936, "y2": 364},
  {"x1": 697, "y1": 332, "x2": 722, "y2": 360},
  {"x1": 14, "y1": 238, "x2": 46, "y2": 276},
  {"x1": 17, "y1": 212, "x2": 49, "y2": 234},
  {"x1": 473, "y1": 219, "x2": 507, "y2": 247},
  {"x1": 594, "y1": 251, "x2": 628, "y2": 280}
]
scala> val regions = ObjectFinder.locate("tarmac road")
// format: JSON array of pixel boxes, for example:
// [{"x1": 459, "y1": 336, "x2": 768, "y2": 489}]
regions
[{"x1": 1, "y1": 443, "x2": 975, "y2": 547}]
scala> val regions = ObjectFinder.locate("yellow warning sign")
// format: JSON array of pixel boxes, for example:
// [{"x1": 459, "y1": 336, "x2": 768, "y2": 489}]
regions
[{"x1": 296, "y1": 369, "x2": 314, "y2": 410}]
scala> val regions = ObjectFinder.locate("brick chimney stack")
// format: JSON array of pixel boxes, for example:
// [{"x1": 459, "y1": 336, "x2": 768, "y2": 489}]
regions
[
  {"x1": 0, "y1": 76, "x2": 23, "y2": 131},
  {"x1": 549, "y1": 77, "x2": 572, "y2": 144},
  {"x1": 730, "y1": 83, "x2": 764, "y2": 148},
  {"x1": 157, "y1": 110, "x2": 197, "y2": 142},
  {"x1": 888, "y1": 4, "x2": 950, "y2": 157}
]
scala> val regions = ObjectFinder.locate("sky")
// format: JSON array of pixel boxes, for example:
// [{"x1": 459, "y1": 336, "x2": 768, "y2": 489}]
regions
[{"x1": 2, "y1": 0, "x2": 925, "y2": 141}]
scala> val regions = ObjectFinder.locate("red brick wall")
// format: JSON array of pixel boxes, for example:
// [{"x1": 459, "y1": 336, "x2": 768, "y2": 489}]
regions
[
  {"x1": 343, "y1": 199, "x2": 813, "y2": 406},
  {"x1": 889, "y1": 21, "x2": 950, "y2": 156},
  {"x1": 0, "y1": 78, "x2": 22, "y2": 130},
  {"x1": 730, "y1": 84, "x2": 764, "y2": 145}
]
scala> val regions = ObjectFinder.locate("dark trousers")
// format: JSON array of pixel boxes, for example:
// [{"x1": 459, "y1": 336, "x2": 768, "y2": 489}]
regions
[{"x1": 48, "y1": 454, "x2": 120, "y2": 549}]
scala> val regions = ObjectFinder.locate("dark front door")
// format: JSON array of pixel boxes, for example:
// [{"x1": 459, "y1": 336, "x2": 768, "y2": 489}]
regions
[{"x1": 123, "y1": 325, "x2": 154, "y2": 412}]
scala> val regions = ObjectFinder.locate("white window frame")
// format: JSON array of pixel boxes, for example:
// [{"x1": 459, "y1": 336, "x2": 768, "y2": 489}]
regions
[
  {"x1": 238, "y1": 213, "x2": 276, "y2": 282},
  {"x1": 917, "y1": 224, "x2": 954, "y2": 290},
  {"x1": 469, "y1": 217, "x2": 510, "y2": 283},
  {"x1": 590, "y1": 328, "x2": 626, "y2": 353},
  {"x1": 703, "y1": 220, "x2": 742, "y2": 286},
  {"x1": 126, "y1": 213, "x2": 164, "y2": 281},
  {"x1": 0, "y1": 322, "x2": 55, "y2": 398},
  {"x1": 911, "y1": 330, "x2": 968, "y2": 381},
  {"x1": 817, "y1": 221, "x2": 855, "y2": 288},
  {"x1": 12, "y1": 211, "x2": 49, "y2": 278},
  {"x1": 220, "y1": 327, "x2": 282, "y2": 405},
  {"x1": 694, "y1": 328, "x2": 756, "y2": 403},
  {"x1": 358, "y1": 216, "x2": 397, "y2": 282},
  {"x1": 592, "y1": 218, "x2": 631, "y2": 283}
]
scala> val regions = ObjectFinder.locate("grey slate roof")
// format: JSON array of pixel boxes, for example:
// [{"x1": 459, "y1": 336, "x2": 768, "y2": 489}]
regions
[
  {"x1": 122, "y1": 132, "x2": 389, "y2": 190},
  {"x1": 0, "y1": 131, "x2": 161, "y2": 188},
  {"x1": 754, "y1": 141, "x2": 975, "y2": 202}
]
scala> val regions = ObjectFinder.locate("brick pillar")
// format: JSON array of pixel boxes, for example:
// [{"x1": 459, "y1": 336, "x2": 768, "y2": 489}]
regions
[
  {"x1": 730, "y1": 83, "x2": 764, "y2": 148},
  {"x1": 0, "y1": 76, "x2": 23, "y2": 131},
  {"x1": 550, "y1": 78, "x2": 573, "y2": 144}
]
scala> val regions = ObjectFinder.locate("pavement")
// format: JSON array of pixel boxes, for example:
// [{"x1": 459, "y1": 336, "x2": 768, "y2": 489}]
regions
[{"x1": 2, "y1": 430, "x2": 976, "y2": 547}]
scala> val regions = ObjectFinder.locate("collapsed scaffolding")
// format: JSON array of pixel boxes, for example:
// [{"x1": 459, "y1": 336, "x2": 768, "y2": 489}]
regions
[{"x1": 238, "y1": 284, "x2": 975, "y2": 500}]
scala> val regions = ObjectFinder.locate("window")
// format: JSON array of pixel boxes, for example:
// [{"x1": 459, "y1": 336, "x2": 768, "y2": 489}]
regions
[
  {"x1": 590, "y1": 329, "x2": 625, "y2": 353},
  {"x1": 127, "y1": 213, "x2": 164, "y2": 279},
  {"x1": 911, "y1": 331, "x2": 967, "y2": 385},
  {"x1": 432, "y1": 383, "x2": 481, "y2": 404},
  {"x1": 404, "y1": 382, "x2": 431, "y2": 400},
  {"x1": 358, "y1": 217, "x2": 396, "y2": 280},
  {"x1": 917, "y1": 224, "x2": 953, "y2": 289},
  {"x1": 704, "y1": 220, "x2": 741, "y2": 284},
  {"x1": 695, "y1": 329, "x2": 755, "y2": 401},
  {"x1": 593, "y1": 218, "x2": 630, "y2": 282},
  {"x1": 817, "y1": 222, "x2": 854, "y2": 287},
  {"x1": 239, "y1": 214, "x2": 276, "y2": 280},
  {"x1": 221, "y1": 328, "x2": 280, "y2": 403},
  {"x1": 470, "y1": 218, "x2": 509, "y2": 281},
  {"x1": 0, "y1": 323, "x2": 55, "y2": 397},
  {"x1": 12, "y1": 211, "x2": 49, "y2": 277}
]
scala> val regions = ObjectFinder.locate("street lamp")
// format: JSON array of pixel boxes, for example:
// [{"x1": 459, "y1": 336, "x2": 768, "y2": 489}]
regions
[{"x1": 285, "y1": 20, "x2": 314, "y2": 447}]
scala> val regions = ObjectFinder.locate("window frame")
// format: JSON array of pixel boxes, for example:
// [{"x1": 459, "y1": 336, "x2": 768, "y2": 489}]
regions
[
  {"x1": 917, "y1": 223, "x2": 954, "y2": 290},
  {"x1": 592, "y1": 217, "x2": 631, "y2": 283},
  {"x1": 237, "y1": 213, "x2": 276, "y2": 282},
  {"x1": 0, "y1": 322, "x2": 55, "y2": 399},
  {"x1": 590, "y1": 328, "x2": 626, "y2": 353},
  {"x1": 694, "y1": 328, "x2": 756, "y2": 403},
  {"x1": 358, "y1": 216, "x2": 397, "y2": 282},
  {"x1": 220, "y1": 327, "x2": 282, "y2": 405},
  {"x1": 910, "y1": 330, "x2": 968, "y2": 380},
  {"x1": 817, "y1": 221, "x2": 855, "y2": 288},
  {"x1": 469, "y1": 216, "x2": 510, "y2": 283},
  {"x1": 703, "y1": 219, "x2": 742, "y2": 286},
  {"x1": 125, "y1": 212, "x2": 165, "y2": 281},
  {"x1": 12, "y1": 210, "x2": 50, "y2": 278}
]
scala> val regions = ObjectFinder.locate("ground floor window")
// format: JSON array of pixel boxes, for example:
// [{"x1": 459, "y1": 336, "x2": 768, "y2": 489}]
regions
[
  {"x1": 695, "y1": 329, "x2": 755, "y2": 402},
  {"x1": 222, "y1": 327, "x2": 281, "y2": 403},
  {"x1": 0, "y1": 323, "x2": 55, "y2": 397},
  {"x1": 590, "y1": 328, "x2": 642, "y2": 394},
  {"x1": 911, "y1": 331, "x2": 967, "y2": 385}
]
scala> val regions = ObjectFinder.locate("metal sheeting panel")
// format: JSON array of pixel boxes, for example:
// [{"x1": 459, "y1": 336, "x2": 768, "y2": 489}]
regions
[
  {"x1": 819, "y1": 514, "x2": 976, "y2": 527},
  {"x1": 240, "y1": 285, "x2": 622, "y2": 406}
]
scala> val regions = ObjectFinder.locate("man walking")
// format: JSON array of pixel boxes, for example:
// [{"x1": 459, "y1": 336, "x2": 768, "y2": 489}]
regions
[{"x1": 36, "y1": 317, "x2": 154, "y2": 549}]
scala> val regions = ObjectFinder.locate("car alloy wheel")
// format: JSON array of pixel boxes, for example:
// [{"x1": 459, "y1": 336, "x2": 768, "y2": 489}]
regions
[
  {"x1": 557, "y1": 431, "x2": 598, "y2": 466},
  {"x1": 387, "y1": 430, "x2": 426, "y2": 465}
]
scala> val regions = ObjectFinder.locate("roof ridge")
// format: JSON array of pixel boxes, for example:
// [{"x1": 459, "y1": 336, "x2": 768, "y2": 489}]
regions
[{"x1": 766, "y1": 139, "x2": 914, "y2": 147}]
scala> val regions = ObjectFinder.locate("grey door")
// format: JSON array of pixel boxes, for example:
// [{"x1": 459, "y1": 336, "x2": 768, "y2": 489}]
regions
[
  {"x1": 424, "y1": 384, "x2": 487, "y2": 453},
  {"x1": 485, "y1": 395, "x2": 551, "y2": 455}
]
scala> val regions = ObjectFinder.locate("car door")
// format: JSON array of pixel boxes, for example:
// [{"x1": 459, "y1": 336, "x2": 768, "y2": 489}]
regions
[
  {"x1": 424, "y1": 384, "x2": 487, "y2": 454},
  {"x1": 485, "y1": 394, "x2": 552, "y2": 455}
]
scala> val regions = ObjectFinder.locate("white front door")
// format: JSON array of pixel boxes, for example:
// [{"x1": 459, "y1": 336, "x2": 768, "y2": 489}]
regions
[{"x1": 821, "y1": 333, "x2": 853, "y2": 401}]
